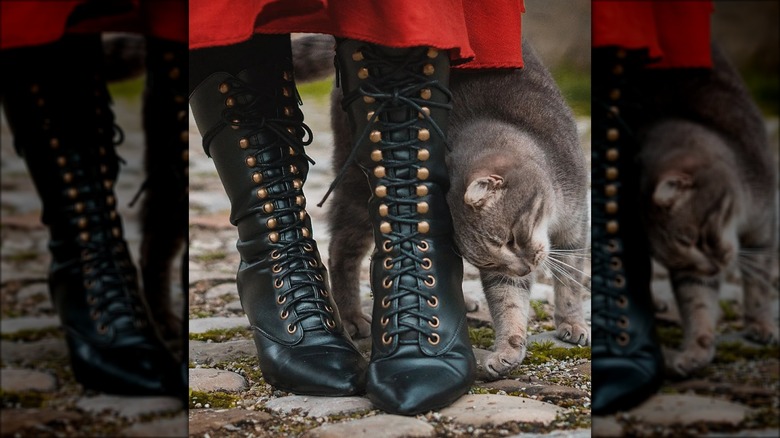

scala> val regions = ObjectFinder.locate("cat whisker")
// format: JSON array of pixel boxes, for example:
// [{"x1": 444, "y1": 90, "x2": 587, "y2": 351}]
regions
[
  {"x1": 545, "y1": 255, "x2": 591, "y2": 279},
  {"x1": 542, "y1": 258, "x2": 587, "y2": 288}
]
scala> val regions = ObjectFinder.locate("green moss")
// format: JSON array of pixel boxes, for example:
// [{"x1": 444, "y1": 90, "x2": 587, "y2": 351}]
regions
[
  {"x1": 656, "y1": 325, "x2": 684, "y2": 348},
  {"x1": 742, "y1": 71, "x2": 779, "y2": 116},
  {"x1": 523, "y1": 340, "x2": 591, "y2": 365},
  {"x1": 719, "y1": 300, "x2": 739, "y2": 322},
  {"x1": 4, "y1": 251, "x2": 39, "y2": 262},
  {"x1": 189, "y1": 390, "x2": 239, "y2": 409},
  {"x1": 0, "y1": 327, "x2": 63, "y2": 342},
  {"x1": 551, "y1": 65, "x2": 591, "y2": 117},
  {"x1": 0, "y1": 390, "x2": 49, "y2": 408},
  {"x1": 298, "y1": 78, "x2": 334, "y2": 103},
  {"x1": 530, "y1": 300, "x2": 549, "y2": 320},
  {"x1": 107, "y1": 76, "x2": 145, "y2": 99},
  {"x1": 194, "y1": 251, "x2": 228, "y2": 263},
  {"x1": 189, "y1": 327, "x2": 251, "y2": 342},
  {"x1": 469, "y1": 326, "x2": 496, "y2": 349},
  {"x1": 714, "y1": 341, "x2": 780, "y2": 364}
]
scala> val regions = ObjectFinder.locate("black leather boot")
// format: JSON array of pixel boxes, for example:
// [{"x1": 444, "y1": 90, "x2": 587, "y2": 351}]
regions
[
  {"x1": 333, "y1": 40, "x2": 476, "y2": 414},
  {"x1": 189, "y1": 35, "x2": 367, "y2": 396},
  {"x1": 1, "y1": 35, "x2": 183, "y2": 396},
  {"x1": 138, "y1": 37, "x2": 189, "y2": 346},
  {"x1": 591, "y1": 48, "x2": 664, "y2": 415}
]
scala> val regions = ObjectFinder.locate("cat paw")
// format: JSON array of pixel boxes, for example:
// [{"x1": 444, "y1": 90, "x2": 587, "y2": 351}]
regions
[
  {"x1": 555, "y1": 320, "x2": 590, "y2": 346},
  {"x1": 464, "y1": 297, "x2": 480, "y2": 312},
  {"x1": 745, "y1": 321, "x2": 779, "y2": 345},
  {"x1": 665, "y1": 346, "x2": 715, "y2": 377},
  {"x1": 483, "y1": 346, "x2": 527, "y2": 380},
  {"x1": 340, "y1": 311, "x2": 372, "y2": 339}
]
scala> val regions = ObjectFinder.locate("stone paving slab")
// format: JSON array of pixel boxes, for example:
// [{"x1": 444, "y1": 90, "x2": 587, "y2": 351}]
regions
[
  {"x1": 0, "y1": 368, "x2": 58, "y2": 392},
  {"x1": 0, "y1": 338, "x2": 68, "y2": 363},
  {"x1": 302, "y1": 414, "x2": 435, "y2": 438},
  {"x1": 0, "y1": 316, "x2": 60, "y2": 334},
  {"x1": 265, "y1": 395, "x2": 374, "y2": 418},
  {"x1": 189, "y1": 316, "x2": 249, "y2": 334},
  {"x1": 439, "y1": 394, "x2": 561, "y2": 427},
  {"x1": 189, "y1": 368, "x2": 248, "y2": 393},
  {"x1": 75, "y1": 394, "x2": 183, "y2": 420},
  {"x1": 120, "y1": 413, "x2": 188, "y2": 437},
  {"x1": 188, "y1": 408, "x2": 273, "y2": 436},
  {"x1": 189, "y1": 339, "x2": 256, "y2": 365},
  {"x1": 0, "y1": 409, "x2": 83, "y2": 437}
]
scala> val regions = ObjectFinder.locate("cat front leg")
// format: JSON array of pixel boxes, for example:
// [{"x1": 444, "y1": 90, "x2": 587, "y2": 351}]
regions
[
  {"x1": 667, "y1": 272, "x2": 720, "y2": 376},
  {"x1": 551, "y1": 252, "x2": 590, "y2": 345},
  {"x1": 739, "y1": 250, "x2": 779, "y2": 344},
  {"x1": 481, "y1": 272, "x2": 532, "y2": 379}
]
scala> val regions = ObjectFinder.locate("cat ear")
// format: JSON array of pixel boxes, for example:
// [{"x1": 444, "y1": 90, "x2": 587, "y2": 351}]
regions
[
  {"x1": 464, "y1": 175, "x2": 505, "y2": 209},
  {"x1": 652, "y1": 172, "x2": 693, "y2": 210}
]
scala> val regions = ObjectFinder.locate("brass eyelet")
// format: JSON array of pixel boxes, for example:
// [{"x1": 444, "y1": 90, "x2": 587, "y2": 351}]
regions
[
  {"x1": 380, "y1": 316, "x2": 390, "y2": 327},
  {"x1": 274, "y1": 278, "x2": 284, "y2": 289},
  {"x1": 428, "y1": 333, "x2": 440, "y2": 345},
  {"x1": 272, "y1": 264, "x2": 282, "y2": 273},
  {"x1": 428, "y1": 316, "x2": 440, "y2": 328},
  {"x1": 280, "y1": 310, "x2": 289, "y2": 320},
  {"x1": 325, "y1": 319, "x2": 336, "y2": 329},
  {"x1": 381, "y1": 297, "x2": 391, "y2": 308},
  {"x1": 617, "y1": 315, "x2": 630, "y2": 329},
  {"x1": 90, "y1": 309, "x2": 101, "y2": 320},
  {"x1": 616, "y1": 332, "x2": 630, "y2": 346},
  {"x1": 383, "y1": 257, "x2": 394, "y2": 270},
  {"x1": 417, "y1": 241, "x2": 429, "y2": 252},
  {"x1": 382, "y1": 240, "x2": 393, "y2": 252},
  {"x1": 421, "y1": 258, "x2": 432, "y2": 270},
  {"x1": 382, "y1": 277, "x2": 393, "y2": 289},
  {"x1": 381, "y1": 332, "x2": 393, "y2": 345},
  {"x1": 616, "y1": 295, "x2": 628, "y2": 309},
  {"x1": 609, "y1": 257, "x2": 622, "y2": 271},
  {"x1": 325, "y1": 305, "x2": 334, "y2": 313},
  {"x1": 315, "y1": 274, "x2": 324, "y2": 281},
  {"x1": 271, "y1": 250, "x2": 281, "y2": 260},
  {"x1": 97, "y1": 324, "x2": 108, "y2": 334},
  {"x1": 303, "y1": 243, "x2": 314, "y2": 252},
  {"x1": 308, "y1": 260, "x2": 318, "y2": 267},
  {"x1": 287, "y1": 324, "x2": 297, "y2": 334},
  {"x1": 607, "y1": 239, "x2": 620, "y2": 253},
  {"x1": 276, "y1": 295, "x2": 287, "y2": 305},
  {"x1": 613, "y1": 274, "x2": 626, "y2": 288},
  {"x1": 86, "y1": 295, "x2": 97, "y2": 305},
  {"x1": 424, "y1": 275, "x2": 436, "y2": 287},
  {"x1": 320, "y1": 289, "x2": 330, "y2": 298},
  {"x1": 427, "y1": 296, "x2": 439, "y2": 308}
]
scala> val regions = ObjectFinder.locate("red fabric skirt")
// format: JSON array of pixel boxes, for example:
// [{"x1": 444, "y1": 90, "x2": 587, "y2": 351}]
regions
[
  {"x1": 592, "y1": 0, "x2": 713, "y2": 68},
  {"x1": 189, "y1": 0, "x2": 525, "y2": 69},
  {"x1": 0, "y1": 0, "x2": 187, "y2": 50}
]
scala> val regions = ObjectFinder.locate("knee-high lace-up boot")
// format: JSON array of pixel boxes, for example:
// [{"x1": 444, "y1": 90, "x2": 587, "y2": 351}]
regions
[
  {"x1": 1, "y1": 35, "x2": 183, "y2": 396},
  {"x1": 189, "y1": 35, "x2": 367, "y2": 396},
  {"x1": 138, "y1": 37, "x2": 189, "y2": 346},
  {"x1": 332, "y1": 40, "x2": 476, "y2": 414},
  {"x1": 591, "y1": 48, "x2": 664, "y2": 415}
]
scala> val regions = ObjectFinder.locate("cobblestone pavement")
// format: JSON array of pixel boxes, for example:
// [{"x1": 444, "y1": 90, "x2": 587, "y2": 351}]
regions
[{"x1": 1, "y1": 89, "x2": 187, "y2": 437}]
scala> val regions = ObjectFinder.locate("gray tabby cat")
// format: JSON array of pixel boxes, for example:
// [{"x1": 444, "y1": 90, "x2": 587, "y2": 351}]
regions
[
  {"x1": 638, "y1": 45, "x2": 779, "y2": 376},
  {"x1": 294, "y1": 35, "x2": 590, "y2": 378}
]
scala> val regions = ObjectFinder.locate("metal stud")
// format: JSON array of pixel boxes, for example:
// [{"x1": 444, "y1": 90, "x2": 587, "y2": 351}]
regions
[
  {"x1": 239, "y1": 138, "x2": 250, "y2": 149},
  {"x1": 418, "y1": 221, "x2": 430, "y2": 233},
  {"x1": 416, "y1": 185, "x2": 428, "y2": 197},
  {"x1": 289, "y1": 146, "x2": 296, "y2": 156},
  {"x1": 226, "y1": 97, "x2": 236, "y2": 107},
  {"x1": 290, "y1": 164, "x2": 299, "y2": 174},
  {"x1": 417, "y1": 167, "x2": 430, "y2": 180},
  {"x1": 180, "y1": 131, "x2": 188, "y2": 142},
  {"x1": 80, "y1": 232, "x2": 90, "y2": 242},
  {"x1": 352, "y1": 51, "x2": 364, "y2": 61},
  {"x1": 219, "y1": 82, "x2": 230, "y2": 93},
  {"x1": 357, "y1": 67, "x2": 370, "y2": 79},
  {"x1": 607, "y1": 128, "x2": 619, "y2": 141},
  {"x1": 283, "y1": 71, "x2": 293, "y2": 81},
  {"x1": 296, "y1": 195, "x2": 305, "y2": 206},
  {"x1": 103, "y1": 180, "x2": 112, "y2": 189},
  {"x1": 267, "y1": 218, "x2": 277, "y2": 229},
  {"x1": 269, "y1": 232, "x2": 280, "y2": 243},
  {"x1": 282, "y1": 87, "x2": 291, "y2": 97},
  {"x1": 68, "y1": 188, "x2": 78, "y2": 199},
  {"x1": 606, "y1": 220, "x2": 619, "y2": 234},
  {"x1": 363, "y1": 96, "x2": 376, "y2": 104},
  {"x1": 616, "y1": 49, "x2": 627, "y2": 59},
  {"x1": 380, "y1": 221, "x2": 392, "y2": 234},
  {"x1": 606, "y1": 201, "x2": 618, "y2": 214},
  {"x1": 417, "y1": 202, "x2": 429, "y2": 214},
  {"x1": 50, "y1": 138, "x2": 59, "y2": 149},
  {"x1": 427, "y1": 48, "x2": 439, "y2": 58},
  {"x1": 378, "y1": 204, "x2": 389, "y2": 216},
  {"x1": 57, "y1": 157, "x2": 67, "y2": 167},
  {"x1": 418, "y1": 129, "x2": 430, "y2": 141},
  {"x1": 612, "y1": 64, "x2": 624, "y2": 75},
  {"x1": 371, "y1": 150, "x2": 382, "y2": 162},
  {"x1": 299, "y1": 210, "x2": 307, "y2": 221},
  {"x1": 63, "y1": 172, "x2": 73, "y2": 183},
  {"x1": 263, "y1": 202, "x2": 274, "y2": 213},
  {"x1": 246, "y1": 156, "x2": 257, "y2": 167},
  {"x1": 284, "y1": 107, "x2": 294, "y2": 117},
  {"x1": 423, "y1": 64, "x2": 435, "y2": 75},
  {"x1": 112, "y1": 227, "x2": 121, "y2": 238},
  {"x1": 420, "y1": 89, "x2": 432, "y2": 100},
  {"x1": 302, "y1": 227, "x2": 310, "y2": 238},
  {"x1": 418, "y1": 107, "x2": 430, "y2": 119},
  {"x1": 374, "y1": 166, "x2": 386, "y2": 178},
  {"x1": 606, "y1": 148, "x2": 619, "y2": 161},
  {"x1": 370, "y1": 130, "x2": 382, "y2": 143},
  {"x1": 257, "y1": 188, "x2": 268, "y2": 199},
  {"x1": 252, "y1": 172, "x2": 263, "y2": 184},
  {"x1": 375, "y1": 185, "x2": 387, "y2": 197},
  {"x1": 75, "y1": 202, "x2": 85, "y2": 214},
  {"x1": 605, "y1": 184, "x2": 617, "y2": 197},
  {"x1": 606, "y1": 167, "x2": 618, "y2": 180},
  {"x1": 609, "y1": 89, "x2": 621, "y2": 101},
  {"x1": 77, "y1": 217, "x2": 88, "y2": 228},
  {"x1": 367, "y1": 111, "x2": 376, "y2": 121}
]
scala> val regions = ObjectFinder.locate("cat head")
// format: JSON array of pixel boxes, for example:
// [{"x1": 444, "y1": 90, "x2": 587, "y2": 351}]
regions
[
  {"x1": 644, "y1": 160, "x2": 739, "y2": 276},
  {"x1": 450, "y1": 154, "x2": 554, "y2": 279}
]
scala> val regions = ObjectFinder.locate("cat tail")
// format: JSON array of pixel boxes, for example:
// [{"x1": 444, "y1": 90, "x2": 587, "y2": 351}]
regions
[{"x1": 291, "y1": 34, "x2": 337, "y2": 83}]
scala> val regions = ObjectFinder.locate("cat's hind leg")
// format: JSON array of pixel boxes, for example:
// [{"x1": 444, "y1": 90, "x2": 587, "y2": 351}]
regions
[
  {"x1": 327, "y1": 164, "x2": 374, "y2": 339},
  {"x1": 666, "y1": 273, "x2": 720, "y2": 376},
  {"x1": 739, "y1": 250, "x2": 779, "y2": 344},
  {"x1": 481, "y1": 272, "x2": 532, "y2": 379}
]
